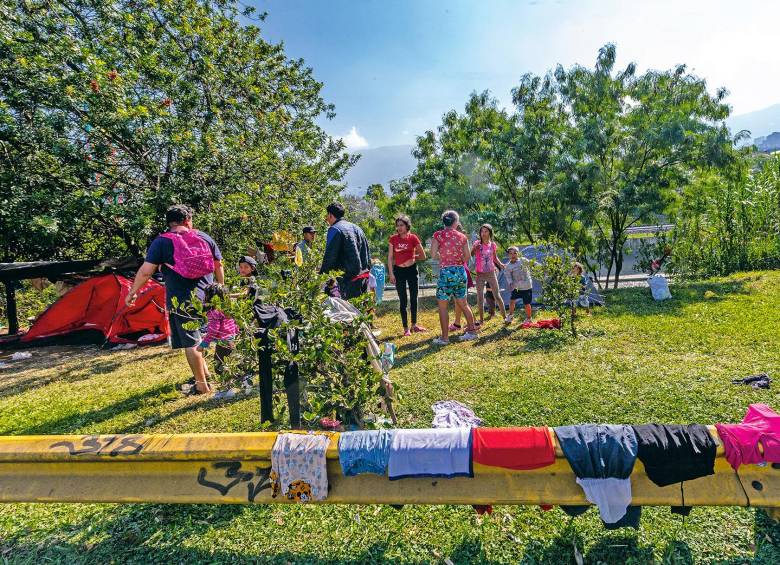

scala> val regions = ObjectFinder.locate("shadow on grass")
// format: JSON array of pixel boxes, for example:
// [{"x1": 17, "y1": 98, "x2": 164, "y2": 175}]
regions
[
  {"x1": 15, "y1": 383, "x2": 179, "y2": 435},
  {"x1": 0, "y1": 347, "x2": 170, "y2": 400},
  {"x1": 605, "y1": 277, "x2": 755, "y2": 318}
]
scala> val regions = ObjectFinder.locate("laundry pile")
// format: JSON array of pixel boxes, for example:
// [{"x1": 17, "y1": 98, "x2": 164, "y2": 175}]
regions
[
  {"x1": 520, "y1": 318, "x2": 561, "y2": 329},
  {"x1": 268, "y1": 404, "x2": 780, "y2": 530}
]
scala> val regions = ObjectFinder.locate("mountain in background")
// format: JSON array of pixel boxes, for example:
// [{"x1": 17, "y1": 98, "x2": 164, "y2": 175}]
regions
[
  {"x1": 343, "y1": 145, "x2": 416, "y2": 195},
  {"x1": 727, "y1": 103, "x2": 780, "y2": 141}
]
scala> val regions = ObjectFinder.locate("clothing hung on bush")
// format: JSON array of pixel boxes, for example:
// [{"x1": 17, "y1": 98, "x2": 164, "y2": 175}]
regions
[
  {"x1": 431, "y1": 400, "x2": 483, "y2": 429},
  {"x1": 388, "y1": 428, "x2": 473, "y2": 480},
  {"x1": 270, "y1": 433, "x2": 331, "y2": 503},
  {"x1": 471, "y1": 427, "x2": 556, "y2": 470},
  {"x1": 715, "y1": 403, "x2": 780, "y2": 470},
  {"x1": 253, "y1": 303, "x2": 303, "y2": 426},
  {"x1": 338, "y1": 430, "x2": 394, "y2": 476},
  {"x1": 555, "y1": 424, "x2": 639, "y2": 525},
  {"x1": 633, "y1": 424, "x2": 716, "y2": 487}
]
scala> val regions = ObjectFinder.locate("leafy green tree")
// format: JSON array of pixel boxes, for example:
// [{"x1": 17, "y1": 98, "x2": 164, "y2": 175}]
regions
[
  {"x1": 555, "y1": 44, "x2": 735, "y2": 287},
  {"x1": 531, "y1": 244, "x2": 582, "y2": 337},
  {"x1": 0, "y1": 0, "x2": 353, "y2": 262}
]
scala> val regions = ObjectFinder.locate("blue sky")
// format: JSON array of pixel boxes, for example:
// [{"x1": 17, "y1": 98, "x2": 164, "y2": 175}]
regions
[{"x1": 254, "y1": 0, "x2": 780, "y2": 149}]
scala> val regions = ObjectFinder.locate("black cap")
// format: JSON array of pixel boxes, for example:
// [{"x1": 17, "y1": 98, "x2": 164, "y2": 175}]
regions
[
  {"x1": 239, "y1": 255, "x2": 257, "y2": 268},
  {"x1": 302, "y1": 226, "x2": 316, "y2": 234}
]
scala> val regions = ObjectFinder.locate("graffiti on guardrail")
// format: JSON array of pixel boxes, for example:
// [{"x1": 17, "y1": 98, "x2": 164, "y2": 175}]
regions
[
  {"x1": 49, "y1": 435, "x2": 144, "y2": 457},
  {"x1": 197, "y1": 461, "x2": 274, "y2": 502}
]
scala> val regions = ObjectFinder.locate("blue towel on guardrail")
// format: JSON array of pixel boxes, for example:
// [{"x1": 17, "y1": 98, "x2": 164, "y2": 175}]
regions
[{"x1": 338, "y1": 430, "x2": 394, "y2": 476}]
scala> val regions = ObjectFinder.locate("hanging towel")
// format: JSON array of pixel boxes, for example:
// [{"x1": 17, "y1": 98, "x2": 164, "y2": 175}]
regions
[
  {"x1": 715, "y1": 403, "x2": 780, "y2": 470},
  {"x1": 633, "y1": 424, "x2": 716, "y2": 487},
  {"x1": 270, "y1": 433, "x2": 331, "y2": 502},
  {"x1": 338, "y1": 430, "x2": 394, "y2": 477},
  {"x1": 431, "y1": 400, "x2": 482, "y2": 429},
  {"x1": 472, "y1": 427, "x2": 556, "y2": 470},
  {"x1": 388, "y1": 428, "x2": 473, "y2": 480},
  {"x1": 554, "y1": 424, "x2": 639, "y2": 525}
]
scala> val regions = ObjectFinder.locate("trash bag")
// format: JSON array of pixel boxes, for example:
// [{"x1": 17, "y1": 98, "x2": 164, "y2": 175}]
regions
[{"x1": 648, "y1": 274, "x2": 672, "y2": 301}]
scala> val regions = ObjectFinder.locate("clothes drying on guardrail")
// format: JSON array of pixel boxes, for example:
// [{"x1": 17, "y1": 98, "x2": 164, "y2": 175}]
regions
[
  {"x1": 555, "y1": 425, "x2": 639, "y2": 525},
  {"x1": 270, "y1": 433, "x2": 331, "y2": 503},
  {"x1": 716, "y1": 403, "x2": 780, "y2": 471},
  {"x1": 472, "y1": 427, "x2": 556, "y2": 470},
  {"x1": 388, "y1": 428, "x2": 473, "y2": 480},
  {"x1": 338, "y1": 430, "x2": 394, "y2": 477},
  {"x1": 431, "y1": 400, "x2": 482, "y2": 429},
  {"x1": 633, "y1": 424, "x2": 716, "y2": 487}
]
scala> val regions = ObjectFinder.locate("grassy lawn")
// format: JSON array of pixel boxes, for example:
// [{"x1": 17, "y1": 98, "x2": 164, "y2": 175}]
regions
[{"x1": 2, "y1": 271, "x2": 780, "y2": 563}]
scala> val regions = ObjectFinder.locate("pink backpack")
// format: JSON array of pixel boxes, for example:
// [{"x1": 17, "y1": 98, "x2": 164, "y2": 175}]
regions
[{"x1": 160, "y1": 229, "x2": 215, "y2": 279}]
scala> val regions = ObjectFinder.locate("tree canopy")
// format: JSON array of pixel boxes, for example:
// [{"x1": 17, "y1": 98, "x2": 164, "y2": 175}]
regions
[{"x1": 0, "y1": 0, "x2": 353, "y2": 262}]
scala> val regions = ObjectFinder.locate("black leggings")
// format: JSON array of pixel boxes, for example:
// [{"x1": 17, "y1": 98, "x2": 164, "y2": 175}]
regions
[{"x1": 394, "y1": 264, "x2": 419, "y2": 328}]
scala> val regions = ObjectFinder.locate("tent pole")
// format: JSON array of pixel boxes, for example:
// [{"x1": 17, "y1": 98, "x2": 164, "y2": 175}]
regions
[{"x1": 4, "y1": 282, "x2": 19, "y2": 335}]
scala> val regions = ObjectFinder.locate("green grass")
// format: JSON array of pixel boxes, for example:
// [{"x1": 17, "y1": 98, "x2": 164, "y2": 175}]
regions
[{"x1": 2, "y1": 271, "x2": 780, "y2": 563}]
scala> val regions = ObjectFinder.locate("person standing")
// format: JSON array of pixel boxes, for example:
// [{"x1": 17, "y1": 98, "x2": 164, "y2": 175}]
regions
[
  {"x1": 388, "y1": 214, "x2": 427, "y2": 336},
  {"x1": 320, "y1": 202, "x2": 372, "y2": 299},
  {"x1": 503, "y1": 246, "x2": 534, "y2": 324},
  {"x1": 295, "y1": 226, "x2": 316, "y2": 264},
  {"x1": 126, "y1": 205, "x2": 224, "y2": 394},
  {"x1": 472, "y1": 224, "x2": 507, "y2": 325},
  {"x1": 431, "y1": 210, "x2": 478, "y2": 345}
]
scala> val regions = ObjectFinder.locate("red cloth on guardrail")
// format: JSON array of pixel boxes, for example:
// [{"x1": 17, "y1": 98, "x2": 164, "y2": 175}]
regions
[{"x1": 472, "y1": 427, "x2": 556, "y2": 470}]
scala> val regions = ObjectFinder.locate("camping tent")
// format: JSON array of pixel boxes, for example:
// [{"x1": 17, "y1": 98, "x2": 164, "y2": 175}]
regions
[
  {"x1": 520, "y1": 245, "x2": 605, "y2": 306},
  {"x1": 15, "y1": 274, "x2": 168, "y2": 346}
]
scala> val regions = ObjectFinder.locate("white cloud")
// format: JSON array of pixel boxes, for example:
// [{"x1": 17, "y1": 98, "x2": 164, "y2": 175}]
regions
[{"x1": 339, "y1": 126, "x2": 369, "y2": 150}]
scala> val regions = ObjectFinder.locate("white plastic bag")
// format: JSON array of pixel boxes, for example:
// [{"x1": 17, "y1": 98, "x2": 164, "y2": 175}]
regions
[{"x1": 648, "y1": 274, "x2": 672, "y2": 301}]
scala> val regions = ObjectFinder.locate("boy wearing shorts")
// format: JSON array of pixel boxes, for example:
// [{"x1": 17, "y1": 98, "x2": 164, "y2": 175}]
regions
[
  {"x1": 430, "y1": 210, "x2": 478, "y2": 344},
  {"x1": 503, "y1": 246, "x2": 533, "y2": 324}
]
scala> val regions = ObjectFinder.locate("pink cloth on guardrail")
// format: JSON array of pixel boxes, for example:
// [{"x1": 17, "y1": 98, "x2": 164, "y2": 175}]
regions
[{"x1": 715, "y1": 404, "x2": 780, "y2": 470}]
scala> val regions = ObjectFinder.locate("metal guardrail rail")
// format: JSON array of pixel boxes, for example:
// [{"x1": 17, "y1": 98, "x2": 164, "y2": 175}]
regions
[{"x1": 0, "y1": 430, "x2": 778, "y2": 511}]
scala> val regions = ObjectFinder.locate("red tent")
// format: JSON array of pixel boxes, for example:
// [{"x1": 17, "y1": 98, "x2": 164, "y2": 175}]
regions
[{"x1": 19, "y1": 274, "x2": 169, "y2": 346}]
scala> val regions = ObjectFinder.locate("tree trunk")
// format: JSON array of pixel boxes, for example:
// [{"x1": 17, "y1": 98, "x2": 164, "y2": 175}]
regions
[{"x1": 570, "y1": 303, "x2": 577, "y2": 338}]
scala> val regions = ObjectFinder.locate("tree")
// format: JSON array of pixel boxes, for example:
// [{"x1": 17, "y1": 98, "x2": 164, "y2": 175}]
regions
[
  {"x1": 0, "y1": 0, "x2": 354, "y2": 262},
  {"x1": 555, "y1": 44, "x2": 734, "y2": 287}
]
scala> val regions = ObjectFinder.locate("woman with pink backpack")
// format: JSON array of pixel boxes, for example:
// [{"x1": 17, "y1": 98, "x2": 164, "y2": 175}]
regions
[{"x1": 126, "y1": 205, "x2": 224, "y2": 395}]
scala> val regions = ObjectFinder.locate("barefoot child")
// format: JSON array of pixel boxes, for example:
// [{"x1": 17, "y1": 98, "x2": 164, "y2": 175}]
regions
[
  {"x1": 472, "y1": 224, "x2": 507, "y2": 325},
  {"x1": 503, "y1": 246, "x2": 533, "y2": 324}
]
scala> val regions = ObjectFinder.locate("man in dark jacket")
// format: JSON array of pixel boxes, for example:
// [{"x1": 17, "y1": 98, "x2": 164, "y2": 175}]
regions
[{"x1": 320, "y1": 202, "x2": 371, "y2": 299}]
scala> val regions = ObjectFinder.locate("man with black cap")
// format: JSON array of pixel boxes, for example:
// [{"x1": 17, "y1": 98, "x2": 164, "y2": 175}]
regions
[
  {"x1": 320, "y1": 202, "x2": 372, "y2": 299},
  {"x1": 295, "y1": 226, "x2": 316, "y2": 262}
]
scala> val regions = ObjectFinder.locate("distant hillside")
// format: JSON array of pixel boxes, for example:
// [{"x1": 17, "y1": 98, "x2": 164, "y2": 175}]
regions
[
  {"x1": 727, "y1": 103, "x2": 780, "y2": 141},
  {"x1": 343, "y1": 144, "x2": 416, "y2": 195}
]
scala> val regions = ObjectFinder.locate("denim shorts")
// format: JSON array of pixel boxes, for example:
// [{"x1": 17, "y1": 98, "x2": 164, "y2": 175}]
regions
[{"x1": 436, "y1": 266, "x2": 468, "y2": 301}]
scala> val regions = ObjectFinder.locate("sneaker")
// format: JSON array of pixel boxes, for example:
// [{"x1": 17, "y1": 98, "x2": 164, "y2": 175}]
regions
[
  {"x1": 411, "y1": 325, "x2": 428, "y2": 333},
  {"x1": 504, "y1": 315, "x2": 513, "y2": 324},
  {"x1": 448, "y1": 323, "x2": 462, "y2": 332},
  {"x1": 460, "y1": 332, "x2": 479, "y2": 341},
  {"x1": 403, "y1": 329, "x2": 412, "y2": 337},
  {"x1": 432, "y1": 337, "x2": 450, "y2": 346}
]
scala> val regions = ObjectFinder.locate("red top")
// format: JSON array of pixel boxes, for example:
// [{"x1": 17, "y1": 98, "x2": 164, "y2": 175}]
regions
[
  {"x1": 433, "y1": 228, "x2": 468, "y2": 268},
  {"x1": 472, "y1": 427, "x2": 556, "y2": 470},
  {"x1": 389, "y1": 233, "x2": 421, "y2": 266}
]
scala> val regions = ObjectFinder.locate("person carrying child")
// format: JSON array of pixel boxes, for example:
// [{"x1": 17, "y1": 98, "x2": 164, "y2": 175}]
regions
[
  {"x1": 198, "y1": 283, "x2": 239, "y2": 375},
  {"x1": 472, "y1": 224, "x2": 507, "y2": 325},
  {"x1": 503, "y1": 246, "x2": 533, "y2": 324}
]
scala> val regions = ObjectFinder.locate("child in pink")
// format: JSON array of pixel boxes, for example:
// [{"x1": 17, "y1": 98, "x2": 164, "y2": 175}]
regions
[
  {"x1": 198, "y1": 283, "x2": 239, "y2": 374},
  {"x1": 471, "y1": 223, "x2": 507, "y2": 325}
]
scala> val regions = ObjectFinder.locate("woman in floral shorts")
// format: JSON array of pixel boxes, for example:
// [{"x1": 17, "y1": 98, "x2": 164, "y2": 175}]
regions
[{"x1": 430, "y1": 210, "x2": 479, "y2": 345}]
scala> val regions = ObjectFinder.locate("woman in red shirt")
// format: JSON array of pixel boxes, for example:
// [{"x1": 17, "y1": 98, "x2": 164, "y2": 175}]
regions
[{"x1": 388, "y1": 214, "x2": 427, "y2": 336}]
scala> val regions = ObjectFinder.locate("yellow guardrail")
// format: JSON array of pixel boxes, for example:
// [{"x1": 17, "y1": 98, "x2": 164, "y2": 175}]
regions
[{"x1": 0, "y1": 429, "x2": 778, "y2": 511}]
